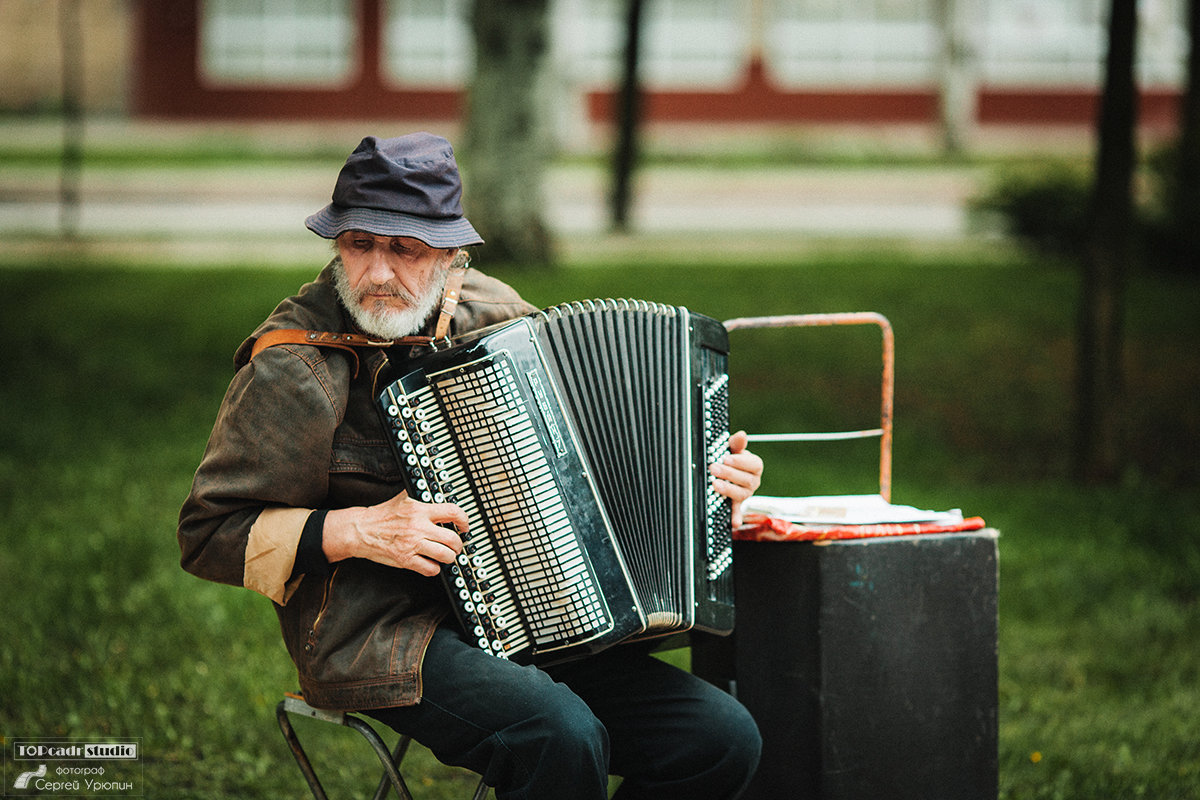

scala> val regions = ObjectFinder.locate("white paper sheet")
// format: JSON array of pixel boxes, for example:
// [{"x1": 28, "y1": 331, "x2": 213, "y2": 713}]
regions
[{"x1": 742, "y1": 494, "x2": 964, "y2": 526}]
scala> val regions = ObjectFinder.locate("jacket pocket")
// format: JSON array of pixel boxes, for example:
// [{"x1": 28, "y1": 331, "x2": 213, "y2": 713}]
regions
[{"x1": 303, "y1": 565, "x2": 340, "y2": 658}]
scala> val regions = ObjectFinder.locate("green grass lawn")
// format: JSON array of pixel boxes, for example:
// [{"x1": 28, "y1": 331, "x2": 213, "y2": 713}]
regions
[{"x1": 1, "y1": 247, "x2": 1198, "y2": 798}]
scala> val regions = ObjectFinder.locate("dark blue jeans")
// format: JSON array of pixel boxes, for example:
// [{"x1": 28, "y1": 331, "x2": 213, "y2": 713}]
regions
[{"x1": 366, "y1": 624, "x2": 761, "y2": 800}]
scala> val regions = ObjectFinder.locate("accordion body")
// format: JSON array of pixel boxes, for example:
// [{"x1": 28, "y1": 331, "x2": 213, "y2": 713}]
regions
[{"x1": 377, "y1": 300, "x2": 734, "y2": 664}]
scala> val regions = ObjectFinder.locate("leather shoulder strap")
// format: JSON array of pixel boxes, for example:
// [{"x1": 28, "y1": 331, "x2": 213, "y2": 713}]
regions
[
  {"x1": 434, "y1": 261, "x2": 469, "y2": 340},
  {"x1": 249, "y1": 330, "x2": 393, "y2": 378},
  {"x1": 250, "y1": 329, "x2": 393, "y2": 359},
  {"x1": 249, "y1": 328, "x2": 451, "y2": 378}
]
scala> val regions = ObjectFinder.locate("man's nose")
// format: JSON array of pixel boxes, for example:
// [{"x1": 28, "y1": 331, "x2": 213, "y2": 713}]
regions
[{"x1": 365, "y1": 250, "x2": 395, "y2": 284}]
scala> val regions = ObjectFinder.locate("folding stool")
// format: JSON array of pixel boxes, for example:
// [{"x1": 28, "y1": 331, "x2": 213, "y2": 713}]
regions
[{"x1": 276, "y1": 693, "x2": 489, "y2": 800}]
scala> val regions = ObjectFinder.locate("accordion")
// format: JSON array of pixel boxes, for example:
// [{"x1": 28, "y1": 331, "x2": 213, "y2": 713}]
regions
[{"x1": 377, "y1": 299, "x2": 734, "y2": 664}]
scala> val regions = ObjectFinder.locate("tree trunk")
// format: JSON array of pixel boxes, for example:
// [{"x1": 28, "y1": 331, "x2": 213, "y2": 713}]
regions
[
  {"x1": 1075, "y1": 0, "x2": 1138, "y2": 483},
  {"x1": 59, "y1": 0, "x2": 84, "y2": 239},
  {"x1": 462, "y1": 0, "x2": 556, "y2": 268},
  {"x1": 933, "y1": 0, "x2": 978, "y2": 156},
  {"x1": 1171, "y1": 0, "x2": 1200, "y2": 272}
]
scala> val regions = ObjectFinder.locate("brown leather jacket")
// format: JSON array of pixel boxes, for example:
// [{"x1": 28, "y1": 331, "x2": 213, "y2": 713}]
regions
[{"x1": 178, "y1": 259, "x2": 535, "y2": 710}]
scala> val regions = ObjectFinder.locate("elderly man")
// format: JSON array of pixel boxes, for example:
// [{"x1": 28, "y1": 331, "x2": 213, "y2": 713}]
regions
[{"x1": 179, "y1": 133, "x2": 763, "y2": 799}]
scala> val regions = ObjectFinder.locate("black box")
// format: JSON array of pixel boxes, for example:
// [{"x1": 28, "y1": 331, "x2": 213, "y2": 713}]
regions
[{"x1": 693, "y1": 531, "x2": 998, "y2": 800}]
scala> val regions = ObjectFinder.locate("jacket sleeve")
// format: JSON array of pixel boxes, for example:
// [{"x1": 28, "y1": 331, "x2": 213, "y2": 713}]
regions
[{"x1": 178, "y1": 343, "x2": 348, "y2": 605}]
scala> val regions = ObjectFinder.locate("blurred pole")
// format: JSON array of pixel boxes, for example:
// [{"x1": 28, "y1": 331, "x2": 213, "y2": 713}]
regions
[
  {"x1": 1075, "y1": 0, "x2": 1138, "y2": 483},
  {"x1": 59, "y1": 0, "x2": 84, "y2": 239},
  {"x1": 934, "y1": 0, "x2": 978, "y2": 156},
  {"x1": 611, "y1": 0, "x2": 645, "y2": 232},
  {"x1": 1174, "y1": 0, "x2": 1200, "y2": 273}
]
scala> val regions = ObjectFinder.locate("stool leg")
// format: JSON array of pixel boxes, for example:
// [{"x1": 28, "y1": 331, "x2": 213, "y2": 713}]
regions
[
  {"x1": 276, "y1": 698, "x2": 488, "y2": 799},
  {"x1": 367, "y1": 734, "x2": 412, "y2": 800},
  {"x1": 275, "y1": 701, "x2": 331, "y2": 800},
  {"x1": 344, "y1": 714, "x2": 415, "y2": 800}
]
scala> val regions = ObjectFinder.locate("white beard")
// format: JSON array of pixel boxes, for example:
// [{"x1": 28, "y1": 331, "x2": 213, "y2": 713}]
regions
[{"x1": 333, "y1": 260, "x2": 448, "y2": 340}]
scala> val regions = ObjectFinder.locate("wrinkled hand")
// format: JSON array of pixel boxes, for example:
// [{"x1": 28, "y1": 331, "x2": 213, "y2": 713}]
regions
[
  {"x1": 323, "y1": 491, "x2": 468, "y2": 577},
  {"x1": 709, "y1": 430, "x2": 764, "y2": 528}
]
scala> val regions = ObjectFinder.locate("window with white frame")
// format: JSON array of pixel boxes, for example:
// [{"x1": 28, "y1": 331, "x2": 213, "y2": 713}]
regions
[
  {"x1": 761, "y1": 0, "x2": 1185, "y2": 90},
  {"x1": 553, "y1": 0, "x2": 625, "y2": 86},
  {"x1": 977, "y1": 0, "x2": 1187, "y2": 88},
  {"x1": 383, "y1": 0, "x2": 472, "y2": 86},
  {"x1": 977, "y1": 0, "x2": 1106, "y2": 86},
  {"x1": 1136, "y1": 0, "x2": 1188, "y2": 86},
  {"x1": 764, "y1": 0, "x2": 937, "y2": 87},
  {"x1": 641, "y1": 0, "x2": 751, "y2": 87},
  {"x1": 200, "y1": 0, "x2": 356, "y2": 86},
  {"x1": 558, "y1": 0, "x2": 750, "y2": 90}
]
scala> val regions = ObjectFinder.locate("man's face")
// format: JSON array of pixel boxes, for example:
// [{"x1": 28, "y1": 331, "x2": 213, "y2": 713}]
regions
[{"x1": 333, "y1": 232, "x2": 456, "y2": 339}]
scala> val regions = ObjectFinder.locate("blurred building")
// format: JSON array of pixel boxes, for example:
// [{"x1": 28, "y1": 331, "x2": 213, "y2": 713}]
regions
[
  {"x1": 2, "y1": 0, "x2": 1189, "y2": 134},
  {"x1": 0, "y1": 0, "x2": 129, "y2": 113}
]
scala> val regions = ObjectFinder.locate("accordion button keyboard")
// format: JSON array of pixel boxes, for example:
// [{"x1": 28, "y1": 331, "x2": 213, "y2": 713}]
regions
[
  {"x1": 383, "y1": 352, "x2": 622, "y2": 662},
  {"x1": 703, "y1": 373, "x2": 734, "y2": 581}
]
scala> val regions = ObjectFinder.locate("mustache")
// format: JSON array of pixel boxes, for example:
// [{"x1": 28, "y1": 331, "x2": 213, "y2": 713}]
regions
[{"x1": 353, "y1": 282, "x2": 419, "y2": 304}]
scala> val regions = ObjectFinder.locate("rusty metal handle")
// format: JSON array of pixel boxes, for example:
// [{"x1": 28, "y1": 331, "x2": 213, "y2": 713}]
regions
[{"x1": 723, "y1": 312, "x2": 894, "y2": 502}]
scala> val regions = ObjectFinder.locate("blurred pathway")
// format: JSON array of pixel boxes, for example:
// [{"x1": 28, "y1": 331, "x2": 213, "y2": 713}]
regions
[{"x1": 0, "y1": 120, "x2": 991, "y2": 265}]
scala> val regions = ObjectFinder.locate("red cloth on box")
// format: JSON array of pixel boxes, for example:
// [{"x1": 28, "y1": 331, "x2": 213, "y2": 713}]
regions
[{"x1": 734, "y1": 512, "x2": 987, "y2": 542}]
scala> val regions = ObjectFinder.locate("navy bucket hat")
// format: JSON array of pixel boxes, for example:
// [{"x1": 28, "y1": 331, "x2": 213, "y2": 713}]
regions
[{"x1": 305, "y1": 133, "x2": 484, "y2": 248}]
